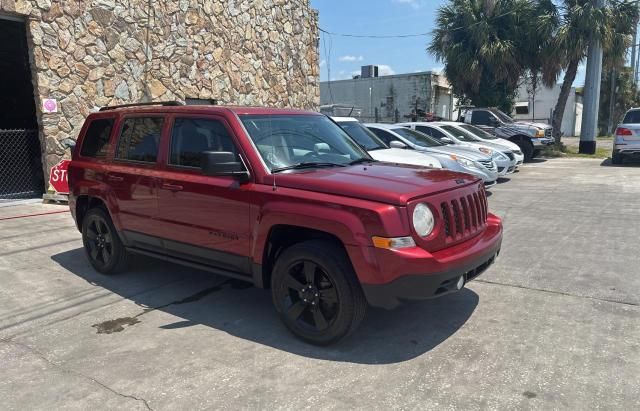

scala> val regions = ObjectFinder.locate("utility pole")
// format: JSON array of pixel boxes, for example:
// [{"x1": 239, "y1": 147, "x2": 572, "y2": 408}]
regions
[
  {"x1": 579, "y1": 0, "x2": 605, "y2": 154},
  {"x1": 632, "y1": 21, "x2": 638, "y2": 86},
  {"x1": 607, "y1": 68, "x2": 616, "y2": 135}
]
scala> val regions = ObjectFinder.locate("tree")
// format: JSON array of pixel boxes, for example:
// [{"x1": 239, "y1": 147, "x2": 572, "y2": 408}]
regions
[
  {"x1": 539, "y1": 0, "x2": 638, "y2": 143},
  {"x1": 598, "y1": 67, "x2": 640, "y2": 135},
  {"x1": 429, "y1": 0, "x2": 535, "y2": 113}
]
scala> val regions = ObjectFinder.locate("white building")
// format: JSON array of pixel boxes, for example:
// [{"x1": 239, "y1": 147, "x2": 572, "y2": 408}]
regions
[{"x1": 513, "y1": 82, "x2": 582, "y2": 137}]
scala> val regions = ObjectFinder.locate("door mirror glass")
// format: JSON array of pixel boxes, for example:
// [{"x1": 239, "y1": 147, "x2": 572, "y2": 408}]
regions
[
  {"x1": 201, "y1": 151, "x2": 248, "y2": 180},
  {"x1": 389, "y1": 140, "x2": 407, "y2": 149}
]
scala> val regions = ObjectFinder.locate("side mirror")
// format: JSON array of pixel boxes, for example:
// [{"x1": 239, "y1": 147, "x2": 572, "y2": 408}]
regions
[
  {"x1": 201, "y1": 151, "x2": 249, "y2": 181},
  {"x1": 441, "y1": 137, "x2": 453, "y2": 144},
  {"x1": 489, "y1": 117, "x2": 499, "y2": 126},
  {"x1": 390, "y1": 140, "x2": 407, "y2": 149}
]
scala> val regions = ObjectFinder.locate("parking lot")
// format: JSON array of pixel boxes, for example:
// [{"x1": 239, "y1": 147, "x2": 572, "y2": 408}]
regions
[{"x1": 1, "y1": 158, "x2": 639, "y2": 410}]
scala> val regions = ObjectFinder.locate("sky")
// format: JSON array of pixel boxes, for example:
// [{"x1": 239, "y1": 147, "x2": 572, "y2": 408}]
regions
[{"x1": 311, "y1": 0, "x2": 587, "y2": 86}]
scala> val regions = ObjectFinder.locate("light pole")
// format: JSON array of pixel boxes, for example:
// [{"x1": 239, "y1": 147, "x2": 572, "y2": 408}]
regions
[{"x1": 579, "y1": 0, "x2": 605, "y2": 154}]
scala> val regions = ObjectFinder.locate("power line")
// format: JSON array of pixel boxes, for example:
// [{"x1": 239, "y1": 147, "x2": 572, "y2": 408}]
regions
[{"x1": 318, "y1": 10, "x2": 518, "y2": 39}]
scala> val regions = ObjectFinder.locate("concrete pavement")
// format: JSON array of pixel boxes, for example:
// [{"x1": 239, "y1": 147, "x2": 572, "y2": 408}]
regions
[{"x1": 1, "y1": 158, "x2": 638, "y2": 410}]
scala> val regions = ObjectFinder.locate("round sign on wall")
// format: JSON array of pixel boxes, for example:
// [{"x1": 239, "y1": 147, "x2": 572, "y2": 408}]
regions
[{"x1": 49, "y1": 159, "x2": 70, "y2": 194}]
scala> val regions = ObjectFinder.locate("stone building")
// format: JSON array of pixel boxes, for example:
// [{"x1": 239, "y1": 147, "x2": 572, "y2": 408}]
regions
[{"x1": 0, "y1": 0, "x2": 320, "y2": 198}]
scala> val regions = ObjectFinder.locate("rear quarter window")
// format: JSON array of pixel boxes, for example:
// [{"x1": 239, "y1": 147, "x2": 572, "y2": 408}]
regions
[
  {"x1": 80, "y1": 118, "x2": 114, "y2": 158},
  {"x1": 623, "y1": 110, "x2": 640, "y2": 124},
  {"x1": 115, "y1": 117, "x2": 164, "y2": 163}
]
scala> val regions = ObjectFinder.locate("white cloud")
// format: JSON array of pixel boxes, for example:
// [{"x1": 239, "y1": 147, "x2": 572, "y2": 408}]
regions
[
  {"x1": 377, "y1": 65, "x2": 396, "y2": 76},
  {"x1": 392, "y1": 0, "x2": 421, "y2": 10},
  {"x1": 339, "y1": 55, "x2": 364, "y2": 62},
  {"x1": 319, "y1": 59, "x2": 326, "y2": 67}
]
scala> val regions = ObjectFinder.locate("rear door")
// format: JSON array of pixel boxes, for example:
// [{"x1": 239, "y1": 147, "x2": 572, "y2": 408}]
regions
[
  {"x1": 155, "y1": 115, "x2": 253, "y2": 276},
  {"x1": 109, "y1": 115, "x2": 166, "y2": 249}
]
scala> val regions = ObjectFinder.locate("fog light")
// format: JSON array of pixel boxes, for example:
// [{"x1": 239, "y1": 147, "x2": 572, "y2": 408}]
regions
[{"x1": 456, "y1": 276, "x2": 465, "y2": 290}]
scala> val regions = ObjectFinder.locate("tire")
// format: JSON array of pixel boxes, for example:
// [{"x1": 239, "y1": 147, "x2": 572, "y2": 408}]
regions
[
  {"x1": 82, "y1": 207, "x2": 129, "y2": 274},
  {"x1": 515, "y1": 139, "x2": 535, "y2": 162},
  {"x1": 612, "y1": 151, "x2": 623, "y2": 165},
  {"x1": 271, "y1": 240, "x2": 367, "y2": 345}
]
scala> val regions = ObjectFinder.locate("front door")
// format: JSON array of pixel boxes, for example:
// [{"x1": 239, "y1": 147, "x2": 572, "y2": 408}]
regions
[
  {"x1": 156, "y1": 115, "x2": 253, "y2": 276},
  {"x1": 109, "y1": 116, "x2": 165, "y2": 249}
]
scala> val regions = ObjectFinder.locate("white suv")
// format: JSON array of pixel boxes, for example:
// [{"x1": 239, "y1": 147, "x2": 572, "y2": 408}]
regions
[{"x1": 613, "y1": 108, "x2": 640, "y2": 164}]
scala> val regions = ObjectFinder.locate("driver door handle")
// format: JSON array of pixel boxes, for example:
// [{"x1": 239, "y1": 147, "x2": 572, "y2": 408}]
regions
[{"x1": 162, "y1": 183, "x2": 183, "y2": 192}]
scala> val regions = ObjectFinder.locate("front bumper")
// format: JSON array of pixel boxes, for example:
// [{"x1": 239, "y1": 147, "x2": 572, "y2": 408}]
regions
[
  {"x1": 532, "y1": 137, "x2": 554, "y2": 148},
  {"x1": 361, "y1": 215, "x2": 503, "y2": 309}
]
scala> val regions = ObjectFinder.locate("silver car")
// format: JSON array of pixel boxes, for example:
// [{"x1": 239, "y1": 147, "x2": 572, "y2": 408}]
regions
[
  {"x1": 398, "y1": 122, "x2": 517, "y2": 176},
  {"x1": 365, "y1": 123, "x2": 499, "y2": 186},
  {"x1": 613, "y1": 108, "x2": 640, "y2": 164}
]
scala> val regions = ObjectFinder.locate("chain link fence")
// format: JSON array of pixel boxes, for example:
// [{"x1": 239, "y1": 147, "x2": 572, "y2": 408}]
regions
[{"x1": 0, "y1": 129, "x2": 44, "y2": 200}]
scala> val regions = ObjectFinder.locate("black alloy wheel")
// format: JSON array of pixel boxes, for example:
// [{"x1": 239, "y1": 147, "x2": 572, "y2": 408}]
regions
[
  {"x1": 271, "y1": 240, "x2": 367, "y2": 345},
  {"x1": 280, "y1": 260, "x2": 339, "y2": 333},
  {"x1": 82, "y1": 207, "x2": 129, "y2": 274}
]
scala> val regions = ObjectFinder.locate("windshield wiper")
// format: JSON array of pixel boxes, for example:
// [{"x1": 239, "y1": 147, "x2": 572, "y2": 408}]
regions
[
  {"x1": 272, "y1": 162, "x2": 346, "y2": 173},
  {"x1": 349, "y1": 158, "x2": 376, "y2": 165}
]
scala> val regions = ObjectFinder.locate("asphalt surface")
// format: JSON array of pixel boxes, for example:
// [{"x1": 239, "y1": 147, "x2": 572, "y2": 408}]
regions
[{"x1": 1, "y1": 158, "x2": 639, "y2": 410}]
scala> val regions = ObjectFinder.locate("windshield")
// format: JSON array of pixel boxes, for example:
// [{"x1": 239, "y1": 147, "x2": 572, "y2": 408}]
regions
[
  {"x1": 459, "y1": 124, "x2": 499, "y2": 140},
  {"x1": 337, "y1": 121, "x2": 387, "y2": 151},
  {"x1": 391, "y1": 127, "x2": 444, "y2": 148},
  {"x1": 240, "y1": 115, "x2": 371, "y2": 172},
  {"x1": 490, "y1": 109, "x2": 514, "y2": 123},
  {"x1": 623, "y1": 110, "x2": 640, "y2": 124},
  {"x1": 440, "y1": 125, "x2": 480, "y2": 143}
]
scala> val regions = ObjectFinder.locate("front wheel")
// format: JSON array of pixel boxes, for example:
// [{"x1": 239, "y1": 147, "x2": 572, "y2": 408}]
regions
[
  {"x1": 82, "y1": 207, "x2": 129, "y2": 274},
  {"x1": 271, "y1": 240, "x2": 367, "y2": 345},
  {"x1": 515, "y1": 139, "x2": 535, "y2": 162}
]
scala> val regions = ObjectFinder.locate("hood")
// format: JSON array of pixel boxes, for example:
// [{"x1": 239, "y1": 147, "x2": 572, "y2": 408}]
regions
[
  {"x1": 494, "y1": 138, "x2": 521, "y2": 151},
  {"x1": 425, "y1": 145, "x2": 491, "y2": 161},
  {"x1": 266, "y1": 163, "x2": 480, "y2": 206},
  {"x1": 510, "y1": 121, "x2": 552, "y2": 130},
  {"x1": 476, "y1": 140, "x2": 513, "y2": 153},
  {"x1": 369, "y1": 148, "x2": 442, "y2": 168}
]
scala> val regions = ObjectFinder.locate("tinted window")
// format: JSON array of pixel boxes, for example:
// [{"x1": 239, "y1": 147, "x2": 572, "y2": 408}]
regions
[
  {"x1": 80, "y1": 118, "x2": 114, "y2": 158},
  {"x1": 338, "y1": 122, "x2": 387, "y2": 150},
  {"x1": 623, "y1": 110, "x2": 640, "y2": 124},
  {"x1": 369, "y1": 128, "x2": 395, "y2": 145},
  {"x1": 440, "y1": 125, "x2": 478, "y2": 142},
  {"x1": 390, "y1": 127, "x2": 444, "y2": 147},
  {"x1": 419, "y1": 126, "x2": 446, "y2": 139},
  {"x1": 471, "y1": 110, "x2": 490, "y2": 125},
  {"x1": 170, "y1": 118, "x2": 237, "y2": 168},
  {"x1": 415, "y1": 126, "x2": 433, "y2": 136},
  {"x1": 460, "y1": 124, "x2": 498, "y2": 140},
  {"x1": 116, "y1": 117, "x2": 163, "y2": 163}
]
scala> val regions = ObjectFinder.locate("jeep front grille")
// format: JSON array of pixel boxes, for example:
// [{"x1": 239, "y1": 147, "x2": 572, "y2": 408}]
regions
[{"x1": 440, "y1": 189, "x2": 488, "y2": 241}]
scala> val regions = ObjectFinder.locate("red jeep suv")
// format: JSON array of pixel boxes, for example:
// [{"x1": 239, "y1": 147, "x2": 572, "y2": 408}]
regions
[{"x1": 68, "y1": 102, "x2": 502, "y2": 345}]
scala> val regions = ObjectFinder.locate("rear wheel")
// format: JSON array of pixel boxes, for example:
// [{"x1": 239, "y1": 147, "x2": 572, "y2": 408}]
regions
[
  {"x1": 82, "y1": 207, "x2": 129, "y2": 274},
  {"x1": 612, "y1": 151, "x2": 623, "y2": 165},
  {"x1": 271, "y1": 240, "x2": 367, "y2": 345}
]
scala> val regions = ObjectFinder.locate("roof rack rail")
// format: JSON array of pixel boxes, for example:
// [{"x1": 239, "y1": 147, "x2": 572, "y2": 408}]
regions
[{"x1": 99, "y1": 101, "x2": 185, "y2": 111}]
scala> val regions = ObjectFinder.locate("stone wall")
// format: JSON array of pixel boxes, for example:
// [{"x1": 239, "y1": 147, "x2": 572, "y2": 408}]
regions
[{"x1": 0, "y1": 0, "x2": 320, "y2": 182}]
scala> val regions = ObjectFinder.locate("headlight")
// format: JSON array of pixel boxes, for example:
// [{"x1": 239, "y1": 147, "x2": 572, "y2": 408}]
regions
[
  {"x1": 535, "y1": 129, "x2": 545, "y2": 137},
  {"x1": 413, "y1": 203, "x2": 435, "y2": 237},
  {"x1": 450, "y1": 154, "x2": 479, "y2": 169},
  {"x1": 478, "y1": 147, "x2": 493, "y2": 155}
]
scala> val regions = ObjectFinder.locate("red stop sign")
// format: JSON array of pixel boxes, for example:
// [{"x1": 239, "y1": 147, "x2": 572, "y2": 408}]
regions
[{"x1": 50, "y1": 159, "x2": 70, "y2": 194}]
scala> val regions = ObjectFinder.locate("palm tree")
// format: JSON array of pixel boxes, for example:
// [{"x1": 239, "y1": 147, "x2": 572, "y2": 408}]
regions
[
  {"x1": 429, "y1": 0, "x2": 534, "y2": 113},
  {"x1": 541, "y1": 0, "x2": 638, "y2": 144}
]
